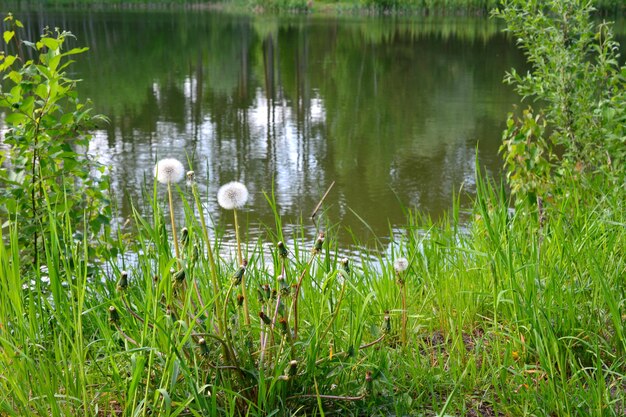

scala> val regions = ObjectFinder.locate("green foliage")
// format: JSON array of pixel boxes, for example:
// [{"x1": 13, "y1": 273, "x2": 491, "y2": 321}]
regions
[
  {"x1": 353, "y1": 0, "x2": 500, "y2": 14},
  {"x1": 494, "y1": 0, "x2": 626, "y2": 199},
  {"x1": 2, "y1": 0, "x2": 625, "y2": 14},
  {"x1": 249, "y1": 0, "x2": 311, "y2": 13},
  {"x1": 0, "y1": 13, "x2": 110, "y2": 264},
  {"x1": 500, "y1": 108, "x2": 554, "y2": 198}
]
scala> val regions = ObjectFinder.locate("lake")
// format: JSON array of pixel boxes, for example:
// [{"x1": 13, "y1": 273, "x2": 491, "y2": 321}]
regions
[{"x1": 5, "y1": 9, "x2": 530, "y2": 248}]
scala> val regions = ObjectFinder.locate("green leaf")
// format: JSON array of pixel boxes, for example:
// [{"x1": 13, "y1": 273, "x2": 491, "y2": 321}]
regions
[
  {"x1": 60, "y1": 113, "x2": 74, "y2": 125},
  {"x1": 9, "y1": 85, "x2": 22, "y2": 102},
  {"x1": 3, "y1": 30, "x2": 14, "y2": 44},
  {"x1": 5, "y1": 112, "x2": 27, "y2": 125},
  {"x1": 40, "y1": 37, "x2": 61, "y2": 51},
  {"x1": 7, "y1": 70, "x2": 21, "y2": 84},
  {"x1": 19, "y1": 96, "x2": 35, "y2": 114},
  {"x1": 2, "y1": 199, "x2": 16, "y2": 214},
  {"x1": 48, "y1": 54, "x2": 61, "y2": 72},
  {"x1": 57, "y1": 59, "x2": 75, "y2": 72},
  {"x1": 156, "y1": 389, "x2": 172, "y2": 415},
  {"x1": 21, "y1": 40, "x2": 36, "y2": 50},
  {"x1": 63, "y1": 47, "x2": 89, "y2": 56},
  {"x1": 35, "y1": 83, "x2": 49, "y2": 100},
  {"x1": 0, "y1": 54, "x2": 16, "y2": 71},
  {"x1": 35, "y1": 64, "x2": 53, "y2": 79},
  {"x1": 48, "y1": 80, "x2": 59, "y2": 100}
]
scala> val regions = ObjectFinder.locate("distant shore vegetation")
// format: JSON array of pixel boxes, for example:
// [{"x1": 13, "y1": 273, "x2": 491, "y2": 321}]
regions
[{"x1": 2, "y1": 0, "x2": 625, "y2": 16}]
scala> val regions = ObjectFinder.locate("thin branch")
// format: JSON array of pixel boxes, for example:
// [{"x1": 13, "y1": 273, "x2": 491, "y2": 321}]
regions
[{"x1": 286, "y1": 393, "x2": 365, "y2": 402}]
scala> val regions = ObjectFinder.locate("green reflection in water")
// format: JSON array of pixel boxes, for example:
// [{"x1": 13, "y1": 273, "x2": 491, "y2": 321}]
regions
[{"x1": 12, "y1": 10, "x2": 528, "y2": 245}]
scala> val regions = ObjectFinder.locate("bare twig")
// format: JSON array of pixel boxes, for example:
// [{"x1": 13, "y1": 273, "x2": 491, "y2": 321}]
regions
[
  {"x1": 286, "y1": 393, "x2": 365, "y2": 402},
  {"x1": 310, "y1": 181, "x2": 335, "y2": 228}
]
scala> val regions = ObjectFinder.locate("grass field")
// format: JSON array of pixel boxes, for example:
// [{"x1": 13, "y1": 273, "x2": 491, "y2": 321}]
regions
[{"x1": 1, "y1": 168, "x2": 624, "y2": 416}]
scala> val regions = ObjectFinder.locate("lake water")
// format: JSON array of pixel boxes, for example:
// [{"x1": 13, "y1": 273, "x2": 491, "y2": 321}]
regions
[{"x1": 5, "y1": 10, "x2": 531, "y2": 248}]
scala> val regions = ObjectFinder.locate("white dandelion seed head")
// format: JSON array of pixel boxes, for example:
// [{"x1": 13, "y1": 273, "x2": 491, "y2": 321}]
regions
[
  {"x1": 154, "y1": 158, "x2": 185, "y2": 185},
  {"x1": 186, "y1": 170, "x2": 195, "y2": 187},
  {"x1": 217, "y1": 181, "x2": 249, "y2": 210},
  {"x1": 393, "y1": 257, "x2": 409, "y2": 273}
]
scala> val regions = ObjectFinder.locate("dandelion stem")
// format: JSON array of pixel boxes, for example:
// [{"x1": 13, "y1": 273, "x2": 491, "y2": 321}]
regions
[
  {"x1": 393, "y1": 257, "x2": 410, "y2": 347},
  {"x1": 233, "y1": 209, "x2": 243, "y2": 265},
  {"x1": 233, "y1": 208, "x2": 250, "y2": 326},
  {"x1": 167, "y1": 182, "x2": 181, "y2": 267},
  {"x1": 401, "y1": 282, "x2": 407, "y2": 347}
]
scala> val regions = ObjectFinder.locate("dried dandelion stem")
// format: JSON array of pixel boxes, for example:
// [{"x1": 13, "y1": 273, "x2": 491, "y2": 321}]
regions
[{"x1": 286, "y1": 393, "x2": 366, "y2": 402}]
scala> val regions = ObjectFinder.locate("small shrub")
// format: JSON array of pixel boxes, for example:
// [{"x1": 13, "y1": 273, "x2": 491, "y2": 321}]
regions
[
  {"x1": 493, "y1": 0, "x2": 626, "y2": 202},
  {"x1": 0, "y1": 14, "x2": 110, "y2": 265}
]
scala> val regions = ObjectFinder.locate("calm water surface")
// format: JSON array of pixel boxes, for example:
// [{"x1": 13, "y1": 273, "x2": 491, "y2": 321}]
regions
[{"x1": 9, "y1": 10, "x2": 530, "y2": 247}]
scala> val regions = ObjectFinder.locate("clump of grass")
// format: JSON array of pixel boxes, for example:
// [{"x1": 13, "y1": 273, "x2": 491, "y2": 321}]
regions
[
  {"x1": 1, "y1": 165, "x2": 624, "y2": 416},
  {"x1": 96, "y1": 171, "x2": 394, "y2": 415}
]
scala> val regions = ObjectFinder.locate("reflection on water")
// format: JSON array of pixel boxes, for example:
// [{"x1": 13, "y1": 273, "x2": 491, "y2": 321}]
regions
[{"x1": 6, "y1": 10, "x2": 528, "y2": 246}]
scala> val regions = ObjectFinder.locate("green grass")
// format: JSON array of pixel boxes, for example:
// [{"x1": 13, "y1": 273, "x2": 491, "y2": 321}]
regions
[{"x1": 1, "y1": 165, "x2": 625, "y2": 416}]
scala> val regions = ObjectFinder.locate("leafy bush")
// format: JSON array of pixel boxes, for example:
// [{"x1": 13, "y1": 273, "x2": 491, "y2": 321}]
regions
[
  {"x1": 494, "y1": 0, "x2": 626, "y2": 201},
  {"x1": 0, "y1": 14, "x2": 110, "y2": 265}
]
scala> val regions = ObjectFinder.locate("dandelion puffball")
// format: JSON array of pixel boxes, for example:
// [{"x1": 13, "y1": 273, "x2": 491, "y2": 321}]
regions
[
  {"x1": 217, "y1": 181, "x2": 249, "y2": 210},
  {"x1": 393, "y1": 257, "x2": 409, "y2": 273},
  {"x1": 154, "y1": 158, "x2": 185, "y2": 184}
]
